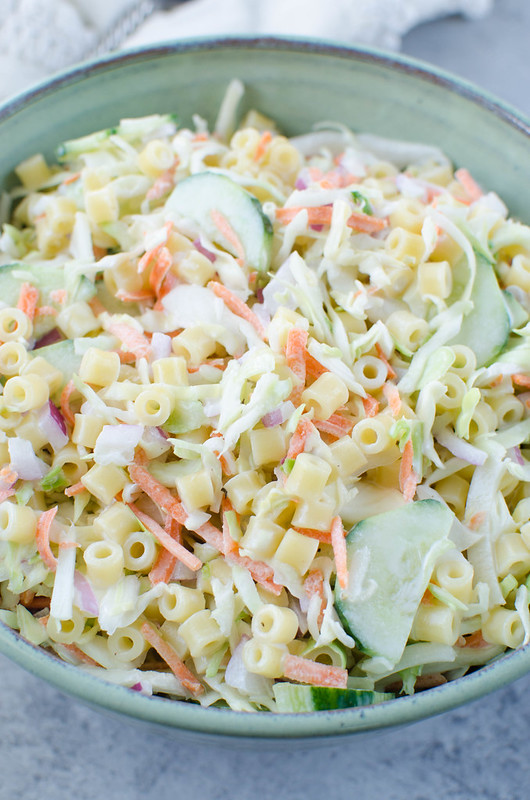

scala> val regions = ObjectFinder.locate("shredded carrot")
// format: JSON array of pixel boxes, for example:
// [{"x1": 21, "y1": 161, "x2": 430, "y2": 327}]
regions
[
  {"x1": 286, "y1": 418, "x2": 314, "y2": 460},
  {"x1": 208, "y1": 280, "x2": 266, "y2": 339},
  {"x1": 399, "y1": 439, "x2": 419, "y2": 503},
  {"x1": 49, "y1": 289, "x2": 67, "y2": 306},
  {"x1": 468, "y1": 511, "x2": 486, "y2": 530},
  {"x1": 227, "y1": 550, "x2": 283, "y2": 595},
  {"x1": 304, "y1": 351, "x2": 329, "y2": 380},
  {"x1": 116, "y1": 288, "x2": 155, "y2": 303},
  {"x1": 61, "y1": 171, "x2": 81, "y2": 186},
  {"x1": 188, "y1": 358, "x2": 228, "y2": 373},
  {"x1": 60, "y1": 643, "x2": 100, "y2": 666},
  {"x1": 313, "y1": 413, "x2": 354, "y2": 439},
  {"x1": 149, "y1": 516, "x2": 181, "y2": 585},
  {"x1": 254, "y1": 130, "x2": 272, "y2": 162},
  {"x1": 137, "y1": 222, "x2": 173, "y2": 273},
  {"x1": 88, "y1": 297, "x2": 106, "y2": 317},
  {"x1": 513, "y1": 373, "x2": 530, "y2": 388},
  {"x1": 330, "y1": 516, "x2": 348, "y2": 591},
  {"x1": 382, "y1": 382, "x2": 402, "y2": 417},
  {"x1": 60, "y1": 380, "x2": 76, "y2": 426},
  {"x1": 0, "y1": 466, "x2": 18, "y2": 491},
  {"x1": 141, "y1": 622, "x2": 203, "y2": 695},
  {"x1": 210, "y1": 208, "x2": 246, "y2": 263},
  {"x1": 129, "y1": 463, "x2": 188, "y2": 525},
  {"x1": 221, "y1": 496, "x2": 239, "y2": 555},
  {"x1": 64, "y1": 481, "x2": 86, "y2": 497},
  {"x1": 375, "y1": 343, "x2": 397, "y2": 380},
  {"x1": 128, "y1": 504, "x2": 202, "y2": 572},
  {"x1": 455, "y1": 168, "x2": 483, "y2": 203},
  {"x1": 275, "y1": 205, "x2": 387, "y2": 234},
  {"x1": 153, "y1": 270, "x2": 179, "y2": 310},
  {"x1": 283, "y1": 653, "x2": 348, "y2": 689},
  {"x1": 362, "y1": 394, "x2": 380, "y2": 417},
  {"x1": 303, "y1": 569, "x2": 326, "y2": 627},
  {"x1": 286, "y1": 327, "x2": 308, "y2": 403},
  {"x1": 146, "y1": 160, "x2": 179, "y2": 202},
  {"x1": 293, "y1": 526, "x2": 332, "y2": 544},
  {"x1": 106, "y1": 321, "x2": 151, "y2": 360},
  {"x1": 149, "y1": 245, "x2": 173, "y2": 297},
  {"x1": 17, "y1": 282, "x2": 39, "y2": 321},
  {"x1": 35, "y1": 305, "x2": 57, "y2": 317},
  {"x1": 35, "y1": 506, "x2": 58, "y2": 573}
]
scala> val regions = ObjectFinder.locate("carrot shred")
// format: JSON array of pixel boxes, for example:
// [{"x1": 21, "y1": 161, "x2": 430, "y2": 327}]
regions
[
  {"x1": 49, "y1": 289, "x2": 67, "y2": 306},
  {"x1": 222, "y1": 496, "x2": 239, "y2": 555},
  {"x1": 455, "y1": 168, "x2": 483, "y2": 203},
  {"x1": 375, "y1": 343, "x2": 397, "y2": 380},
  {"x1": 146, "y1": 160, "x2": 178, "y2": 202},
  {"x1": 106, "y1": 321, "x2": 151, "y2": 360},
  {"x1": 399, "y1": 439, "x2": 419, "y2": 503},
  {"x1": 331, "y1": 516, "x2": 348, "y2": 591},
  {"x1": 17, "y1": 282, "x2": 39, "y2": 321},
  {"x1": 137, "y1": 221, "x2": 173, "y2": 274},
  {"x1": 116, "y1": 289, "x2": 155, "y2": 303},
  {"x1": 347, "y1": 210, "x2": 388, "y2": 234},
  {"x1": 293, "y1": 526, "x2": 332, "y2": 544},
  {"x1": 468, "y1": 511, "x2": 487, "y2": 531},
  {"x1": 283, "y1": 654, "x2": 348, "y2": 689},
  {"x1": 275, "y1": 205, "x2": 387, "y2": 234},
  {"x1": 285, "y1": 327, "x2": 308, "y2": 403},
  {"x1": 254, "y1": 130, "x2": 272, "y2": 162},
  {"x1": 35, "y1": 305, "x2": 57, "y2": 318},
  {"x1": 313, "y1": 414, "x2": 354, "y2": 439},
  {"x1": 64, "y1": 481, "x2": 86, "y2": 497},
  {"x1": 208, "y1": 280, "x2": 265, "y2": 339},
  {"x1": 149, "y1": 517, "x2": 181, "y2": 585},
  {"x1": 303, "y1": 569, "x2": 326, "y2": 627},
  {"x1": 210, "y1": 208, "x2": 246, "y2": 263},
  {"x1": 60, "y1": 643, "x2": 100, "y2": 666},
  {"x1": 141, "y1": 622, "x2": 203, "y2": 695},
  {"x1": 36, "y1": 506, "x2": 58, "y2": 572},
  {"x1": 128, "y1": 463, "x2": 187, "y2": 525},
  {"x1": 0, "y1": 466, "x2": 18, "y2": 491},
  {"x1": 362, "y1": 394, "x2": 380, "y2": 418},
  {"x1": 304, "y1": 352, "x2": 329, "y2": 380},
  {"x1": 128, "y1": 504, "x2": 201, "y2": 572},
  {"x1": 148, "y1": 245, "x2": 173, "y2": 297},
  {"x1": 286, "y1": 418, "x2": 314, "y2": 459},
  {"x1": 61, "y1": 171, "x2": 81, "y2": 186},
  {"x1": 512, "y1": 373, "x2": 530, "y2": 388},
  {"x1": 382, "y1": 382, "x2": 402, "y2": 417},
  {"x1": 60, "y1": 380, "x2": 76, "y2": 426}
]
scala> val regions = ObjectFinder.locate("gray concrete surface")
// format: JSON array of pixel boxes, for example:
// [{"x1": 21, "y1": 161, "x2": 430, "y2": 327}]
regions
[{"x1": 1, "y1": 1, "x2": 530, "y2": 797}]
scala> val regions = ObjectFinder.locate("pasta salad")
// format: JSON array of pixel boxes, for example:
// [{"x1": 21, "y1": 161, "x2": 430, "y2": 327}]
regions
[{"x1": 0, "y1": 80, "x2": 529, "y2": 713}]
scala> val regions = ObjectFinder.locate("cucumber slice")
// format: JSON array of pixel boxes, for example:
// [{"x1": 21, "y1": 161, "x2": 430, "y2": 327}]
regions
[
  {"x1": 273, "y1": 683, "x2": 394, "y2": 713},
  {"x1": 334, "y1": 500, "x2": 452, "y2": 665},
  {"x1": 451, "y1": 254, "x2": 510, "y2": 366},
  {"x1": 33, "y1": 340, "x2": 82, "y2": 389},
  {"x1": 166, "y1": 172, "x2": 272, "y2": 272}
]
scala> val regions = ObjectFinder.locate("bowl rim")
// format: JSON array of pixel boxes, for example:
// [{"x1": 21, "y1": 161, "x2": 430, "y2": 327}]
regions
[{"x1": 1, "y1": 34, "x2": 530, "y2": 739}]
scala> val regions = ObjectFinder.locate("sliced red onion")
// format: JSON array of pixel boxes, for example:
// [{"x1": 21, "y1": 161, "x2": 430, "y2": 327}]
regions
[
  {"x1": 150, "y1": 331, "x2": 171, "y2": 361},
  {"x1": 130, "y1": 682, "x2": 144, "y2": 692},
  {"x1": 255, "y1": 287, "x2": 264, "y2": 304},
  {"x1": 295, "y1": 177, "x2": 308, "y2": 190},
  {"x1": 509, "y1": 446, "x2": 525, "y2": 466},
  {"x1": 261, "y1": 408, "x2": 284, "y2": 428},
  {"x1": 193, "y1": 239, "x2": 217, "y2": 263},
  {"x1": 37, "y1": 402, "x2": 69, "y2": 451},
  {"x1": 73, "y1": 571, "x2": 99, "y2": 616},
  {"x1": 33, "y1": 328, "x2": 64, "y2": 350},
  {"x1": 310, "y1": 224, "x2": 324, "y2": 232},
  {"x1": 93, "y1": 424, "x2": 144, "y2": 467},
  {"x1": 8, "y1": 438, "x2": 48, "y2": 480},
  {"x1": 435, "y1": 428, "x2": 487, "y2": 466}
]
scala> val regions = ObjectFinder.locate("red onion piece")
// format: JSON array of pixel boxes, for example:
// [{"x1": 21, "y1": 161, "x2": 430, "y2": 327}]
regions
[
  {"x1": 509, "y1": 446, "x2": 525, "y2": 466},
  {"x1": 261, "y1": 408, "x2": 284, "y2": 428},
  {"x1": 295, "y1": 177, "x2": 308, "y2": 190},
  {"x1": 193, "y1": 239, "x2": 217, "y2": 263},
  {"x1": 130, "y1": 683, "x2": 144, "y2": 692},
  {"x1": 73, "y1": 571, "x2": 99, "y2": 616},
  {"x1": 310, "y1": 224, "x2": 324, "y2": 232},
  {"x1": 33, "y1": 328, "x2": 64, "y2": 350},
  {"x1": 37, "y1": 402, "x2": 69, "y2": 451},
  {"x1": 435, "y1": 429, "x2": 487, "y2": 466}
]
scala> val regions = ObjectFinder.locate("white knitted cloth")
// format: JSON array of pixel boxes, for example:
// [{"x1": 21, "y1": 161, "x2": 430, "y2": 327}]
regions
[{"x1": 0, "y1": 0, "x2": 493, "y2": 102}]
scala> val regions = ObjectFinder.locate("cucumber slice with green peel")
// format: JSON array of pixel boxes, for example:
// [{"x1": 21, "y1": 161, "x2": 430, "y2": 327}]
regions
[
  {"x1": 33, "y1": 340, "x2": 82, "y2": 389},
  {"x1": 166, "y1": 172, "x2": 273, "y2": 272},
  {"x1": 334, "y1": 500, "x2": 452, "y2": 665},
  {"x1": 450, "y1": 254, "x2": 510, "y2": 366},
  {"x1": 273, "y1": 683, "x2": 394, "y2": 713}
]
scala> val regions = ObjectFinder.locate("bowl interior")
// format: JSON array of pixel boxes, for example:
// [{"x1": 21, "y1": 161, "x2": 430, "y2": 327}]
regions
[{"x1": 1, "y1": 36, "x2": 530, "y2": 740}]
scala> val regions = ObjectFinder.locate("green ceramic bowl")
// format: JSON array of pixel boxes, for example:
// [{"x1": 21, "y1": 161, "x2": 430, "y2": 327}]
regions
[{"x1": 1, "y1": 36, "x2": 530, "y2": 742}]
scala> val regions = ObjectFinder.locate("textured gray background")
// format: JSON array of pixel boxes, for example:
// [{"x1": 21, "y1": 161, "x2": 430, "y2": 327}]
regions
[{"x1": 1, "y1": 1, "x2": 530, "y2": 798}]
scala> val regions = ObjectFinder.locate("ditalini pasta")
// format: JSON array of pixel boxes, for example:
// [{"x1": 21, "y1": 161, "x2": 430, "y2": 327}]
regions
[{"x1": 0, "y1": 80, "x2": 529, "y2": 714}]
